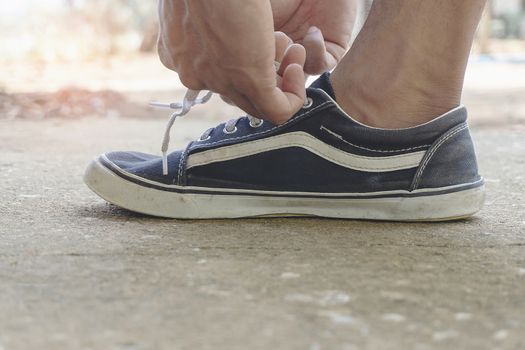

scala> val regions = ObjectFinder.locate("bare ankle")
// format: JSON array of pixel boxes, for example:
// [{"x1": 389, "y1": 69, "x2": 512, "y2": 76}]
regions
[
  {"x1": 326, "y1": 0, "x2": 485, "y2": 129},
  {"x1": 330, "y1": 72, "x2": 462, "y2": 129}
]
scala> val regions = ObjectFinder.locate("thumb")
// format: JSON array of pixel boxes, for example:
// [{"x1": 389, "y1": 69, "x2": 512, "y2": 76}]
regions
[
  {"x1": 249, "y1": 43, "x2": 306, "y2": 124},
  {"x1": 241, "y1": 40, "x2": 307, "y2": 124},
  {"x1": 302, "y1": 26, "x2": 338, "y2": 75}
]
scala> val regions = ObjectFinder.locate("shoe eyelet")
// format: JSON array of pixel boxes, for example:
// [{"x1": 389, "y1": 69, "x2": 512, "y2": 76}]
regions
[
  {"x1": 223, "y1": 126, "x2": 238, "y2": 134},
  {"x1": 199, "y1": 135, "x2": 211, "y2": 141},
  {"x1": 249, "y1": 119, "x2": 264, "y2": 128},
  {"x1": 302, "y1": 97, "x2": 313, "y2": 109}
]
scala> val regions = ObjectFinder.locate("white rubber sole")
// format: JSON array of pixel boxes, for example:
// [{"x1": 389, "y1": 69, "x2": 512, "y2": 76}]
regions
[{"x1": 84, "y1": 157, "x2": 485, "y2": 221}]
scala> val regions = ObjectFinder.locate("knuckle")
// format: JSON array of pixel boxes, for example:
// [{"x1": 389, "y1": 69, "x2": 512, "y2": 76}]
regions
[
  {"x1": 157, "y1": 44, "x2": 176, "y2": 71},
  {"x1": 274, "y1": 31, "x2": 289, "y2": 41},
  {"x1": 178, "y1": 71, "x2": 203, "y2": 90}
]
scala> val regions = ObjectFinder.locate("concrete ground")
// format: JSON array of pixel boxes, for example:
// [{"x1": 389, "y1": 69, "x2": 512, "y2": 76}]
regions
[{"x1": 1, "y1": 111, "x2": 524, "y2": 350}]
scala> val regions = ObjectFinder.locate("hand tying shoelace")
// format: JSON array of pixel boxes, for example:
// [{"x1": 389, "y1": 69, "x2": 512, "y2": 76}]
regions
[
  {"x1": 151, "y1": 88, "x2": 313, "y2": 176},
  {"x1": 151, "y1": 61, "x2": 310, "y2": 176}
]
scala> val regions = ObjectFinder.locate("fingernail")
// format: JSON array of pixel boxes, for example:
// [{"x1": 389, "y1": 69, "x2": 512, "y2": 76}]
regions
[{"x1": 307, "y1": 26, "x2": 319, "y2": 34}]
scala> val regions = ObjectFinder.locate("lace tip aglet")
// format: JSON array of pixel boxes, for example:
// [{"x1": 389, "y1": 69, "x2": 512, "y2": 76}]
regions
[{"x1": 162, "y1": 152, "x2": 168, "y2": 176}]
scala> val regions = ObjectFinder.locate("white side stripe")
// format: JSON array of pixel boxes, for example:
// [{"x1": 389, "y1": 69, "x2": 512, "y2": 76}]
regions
[{"x1": 186, "y1": 132, "x2": 426, "y2": 172}]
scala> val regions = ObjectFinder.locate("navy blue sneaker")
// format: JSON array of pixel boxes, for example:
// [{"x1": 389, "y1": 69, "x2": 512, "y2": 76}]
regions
[{"x1": 84, "y1": 73, "x2": 484, "y2": 221}]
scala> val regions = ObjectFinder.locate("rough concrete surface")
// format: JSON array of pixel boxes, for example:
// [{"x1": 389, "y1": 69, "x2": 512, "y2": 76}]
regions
[{"x1": 1, "y1": 115, "x2": 524, "y2": 350}]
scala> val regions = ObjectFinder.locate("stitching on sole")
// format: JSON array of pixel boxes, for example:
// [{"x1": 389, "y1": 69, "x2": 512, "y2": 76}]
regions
[{"x1": 99, "y1": 154, "x2": 484, "y2": 199}]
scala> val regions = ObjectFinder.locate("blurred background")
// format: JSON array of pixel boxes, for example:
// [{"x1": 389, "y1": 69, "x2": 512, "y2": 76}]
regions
[
  {"x1": 2, "y1": 4, "x2": 525, "y2": 349},
  {"x1": 0, "y1": 0, "x2": 524, "y2": 124}
]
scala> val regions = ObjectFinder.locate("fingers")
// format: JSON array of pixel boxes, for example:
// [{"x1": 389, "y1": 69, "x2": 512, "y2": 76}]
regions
[
  {"x1": 324, "y1": 40, "x2": 348, "y2": 71},
  {"x1": 302, "y1": 26, "x2": 330, "y2": 74},
  {"x1": 280, "y1": 63, "x2": 307, "y2": 103},
  {"x1": 275, "y1": 31, "x2": 293, "y2": 63},
  {"x1": 301, "y1": 26, "x2": 347, "y2": 75},
  {"x1": 277, "y1": 43, "x2": 306, "y2": 90},
  {"x1": 250, "y1": 42, "x2": 306, "y2": 124},
  {"x1": 222, "y1": 31, "x2": 294, "y2": 107},
  {"x1": 220, "y1": 31, "x2": 307, "y2": 124},
  {"x1": 277, "y1": 43, "x2": 305, "y2": 76},
  {"x1": 249, "y1": 62, "x2": 306, "y2": 124}
]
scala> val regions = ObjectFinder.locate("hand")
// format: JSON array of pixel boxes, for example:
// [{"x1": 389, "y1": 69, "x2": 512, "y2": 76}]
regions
[
  {"x1": 271, "y1": 0, "x2": 356, "y2": 74},
  {"x1": 157, "y1": 0, "x2": 307, "y2": 124}
]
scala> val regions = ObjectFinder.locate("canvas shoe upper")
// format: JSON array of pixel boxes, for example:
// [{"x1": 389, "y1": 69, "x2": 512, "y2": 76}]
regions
[{"x1": 84, "y1": 73, "x2": 484, "y2": 220}]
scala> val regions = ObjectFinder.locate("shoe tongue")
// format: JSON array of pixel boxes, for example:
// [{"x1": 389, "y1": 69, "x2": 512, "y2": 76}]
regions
[{"x1": 309, "y1": 72, "x2": 337, "y2": 101}]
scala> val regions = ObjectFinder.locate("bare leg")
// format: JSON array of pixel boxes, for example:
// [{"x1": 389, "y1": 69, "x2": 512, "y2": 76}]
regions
[{"x1": 331, "y1": 0, "x2": 487, "y2": 128}]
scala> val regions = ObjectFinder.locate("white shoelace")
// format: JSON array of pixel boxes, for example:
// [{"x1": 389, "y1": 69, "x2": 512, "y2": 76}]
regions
[
  {"x1": 150, "y1": 90, "x2": 213, "y2": 175},
  {"x1": 151, "y1": 89, "x2": 265, "y2": 175}
]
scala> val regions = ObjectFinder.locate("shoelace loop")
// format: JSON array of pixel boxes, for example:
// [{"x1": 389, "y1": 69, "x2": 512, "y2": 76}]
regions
[{"x1": 151, "y1": 89, "x2": 212, "y2": 175}]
